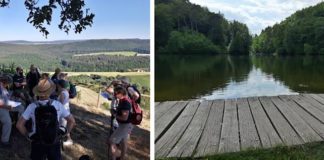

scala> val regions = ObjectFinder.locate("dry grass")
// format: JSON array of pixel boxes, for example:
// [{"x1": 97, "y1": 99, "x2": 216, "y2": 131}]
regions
[{"x1": 0, "y1": 86, "x2": 150, "y2": 160}]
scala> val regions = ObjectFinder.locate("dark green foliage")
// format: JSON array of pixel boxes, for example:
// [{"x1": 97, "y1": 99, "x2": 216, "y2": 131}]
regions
[
  {"x1": 0, "y1": 39, "x2": 149, "y2": 55},
  {"x1": 155, "y1": 0, "x2": 252, "y2": 55},
  {"x1": 252, "y1": 2, "x2": 324, "y2": 55},
  {"x1": 67, "y1": 55, "x2": 149, "y2": 72},
  {"x1": 1, "y1": 0, "x2": 94, "y2": 37},
  {"x1": 228, "y1": 21, "x2": 252, "y2": 55},
  {"x1": 0, "y1": 63, "x2": 16, "y2": 74},
  {"x1": 162, "y1": 31, "x2": 222, "y2": 54}
]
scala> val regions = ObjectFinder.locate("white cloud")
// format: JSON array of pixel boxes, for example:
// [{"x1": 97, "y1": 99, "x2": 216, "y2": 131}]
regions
[{"x1": 190, "y1": 0, "x2": 322, "y2": 34}]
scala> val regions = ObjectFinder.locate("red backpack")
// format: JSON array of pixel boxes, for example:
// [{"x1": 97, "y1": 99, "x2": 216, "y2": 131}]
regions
[{"x1": 126, "y1": 98, "x2": 143, "y2": 125}]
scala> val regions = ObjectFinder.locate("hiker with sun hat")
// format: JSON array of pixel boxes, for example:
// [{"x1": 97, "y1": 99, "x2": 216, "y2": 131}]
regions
[{"x1": 16, "y1": 78, "x2": 76, "y2": 159}]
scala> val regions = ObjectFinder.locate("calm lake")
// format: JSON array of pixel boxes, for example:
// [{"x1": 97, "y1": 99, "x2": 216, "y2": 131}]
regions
[{"x1": 155, "y1": 55, "x2": 324, "y2": 101}]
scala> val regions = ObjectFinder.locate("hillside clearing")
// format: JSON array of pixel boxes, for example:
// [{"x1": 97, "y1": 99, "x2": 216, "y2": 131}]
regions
[{"x1": 0, "y1": 86, "x2": 150, "y2": 160}]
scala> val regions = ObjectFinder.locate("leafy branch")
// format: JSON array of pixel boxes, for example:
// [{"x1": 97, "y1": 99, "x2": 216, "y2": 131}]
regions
[{"x1": 1, "y1": 0, "x2": 95, "y2": 37}]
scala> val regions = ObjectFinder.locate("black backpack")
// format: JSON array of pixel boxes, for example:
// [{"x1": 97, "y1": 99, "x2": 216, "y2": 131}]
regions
[
  {"x1": 69, "y1": 82, "x2": 77, "y2": 99},
  {"x1": 128, "y1": 85, "x2": 141, "y2": 104},
  {"x1": 34, "y1": 100, "x2": 60, "y2": 145}
]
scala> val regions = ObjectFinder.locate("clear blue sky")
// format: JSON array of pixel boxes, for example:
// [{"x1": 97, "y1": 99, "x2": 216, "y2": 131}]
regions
[
  {"x1": 190, "y1": 0, "x2": 322, "y2": 34},
  {"x1": 0, "y1": 0, "x2": 150, "y2": 41}
]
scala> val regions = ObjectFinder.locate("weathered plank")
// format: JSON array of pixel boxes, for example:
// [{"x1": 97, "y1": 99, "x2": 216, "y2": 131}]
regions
[
  {"x1": 237, "y1": 98, "x2": 260, "y2": 150},
  {"x1": 168, "y1": 101, "x2": 212, "y2": 158},
  {"x1": 308, "y1": 94, "x2": 324, "y2": 105},
  {"x1": 155, "y1": 101, "x2": 178, "y2": 121},
  {"x1": 155, "y1": 101, "x2": 189, "y2": 141},
  {"x1": 259, "y1": 97, "x2": 302, "y2": 145},
  {"x1": 272, "y1": 96, "x2": 321, "y2": 143},
  {"x1": 300, "y1": 94, "x2": 324, "y2": 113},
  {"x1": 278, "y1": 96, "x2": 324, "y2": 139},
  {"x1": 248, "y1": 97, "x2": 282, "y2": 148},
  {"x1": 155, "y1": 101, "x2": 200, "y2": 158},
  {"x1": 156, "y1": 94, "x2": 324, "y2": 158},
  {"x1": 289, "y1": 95, "x2": 324, "y2": 123},
  {"x1": 317, "y1": 94, "x2": 324, "y2": 101},
  {"x1": 219, "y1": 99, "x2": 240, "y2": 153},
  {"x1": 195, "y1": 100, "x2": 225, "y2": 157}
]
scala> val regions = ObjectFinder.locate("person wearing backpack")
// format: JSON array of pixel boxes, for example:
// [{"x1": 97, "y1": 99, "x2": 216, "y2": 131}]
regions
[
  {"x1": 109, "y1": 86, "x2": 133, "y2": 160},
  {"x1": 0, "y1": 75, "x2": 25, "y2": 148},
  {"x1": 120, "y1": 78, "x2": 141, "y2": 104},
  {"x1": 56, "y1": 72, "x2": 77, "y2": 99},
  {"x1": 16, "y1": 78, "x2": 76, "y2": 160},
  {"x1": 57, "y1": 79, "x2": 73, "y2": 146}
]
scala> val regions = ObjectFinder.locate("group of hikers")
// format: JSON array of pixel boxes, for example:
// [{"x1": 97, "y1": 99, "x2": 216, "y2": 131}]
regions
[{"x1": 0, "y1": 65, "x2": 143, "y2": 160}]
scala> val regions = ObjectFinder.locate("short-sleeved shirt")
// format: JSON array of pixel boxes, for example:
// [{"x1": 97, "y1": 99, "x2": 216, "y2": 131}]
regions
[
  {"x1": 0, "y1": 86, "x2": 9, "y2": 106},
  {"x1": 13, "y1": 74, "x2": 25, "y2": 90},
  {"x1": 58, "y1": 90, "x2": 70, "y2": 112},
  {"x1": 22, "y1": 100, "x2": 70, "y2": 135},
  {"x1": 116, "y1": 99, "x2": 131, "y2": 124}
]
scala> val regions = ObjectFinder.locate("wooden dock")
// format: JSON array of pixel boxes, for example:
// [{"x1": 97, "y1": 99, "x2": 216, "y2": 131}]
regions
[{"x1": 155, "y1": 94, "x2": 324, "y2": 158}]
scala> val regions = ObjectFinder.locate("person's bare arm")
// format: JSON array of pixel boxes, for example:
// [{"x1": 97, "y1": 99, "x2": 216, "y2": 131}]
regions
[
  {"x1": 16, "y1": 117, "x2": 28, "y2": 137},
  {"x1": 0, "y1": 99, "x2": 4, "y2": 108},
  {"x1": 64, "y1": 115, "x2": 76, "y2": 134},
  {"x1": 117, "y1": 110, "x2": 129, "y2": 121},
  {"x1": 128, "y1": 87, "x2": 140, "y2": 100},
  {"x1": 59, "y1": 92, "x2": 65, "y2": 104},
  {"x1": 21, "y1": 79, "x2": 27, "y2": 86}
]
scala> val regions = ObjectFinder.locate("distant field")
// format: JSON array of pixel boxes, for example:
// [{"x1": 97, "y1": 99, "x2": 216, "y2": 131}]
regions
[{"x1": 73, "y1": 51, "x2": 138, "y2": 57}]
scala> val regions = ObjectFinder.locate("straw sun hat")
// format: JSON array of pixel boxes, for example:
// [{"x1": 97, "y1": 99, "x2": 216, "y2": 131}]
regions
[{"x1": 33, "y1": 79, "x2": 55, "y2": 97}]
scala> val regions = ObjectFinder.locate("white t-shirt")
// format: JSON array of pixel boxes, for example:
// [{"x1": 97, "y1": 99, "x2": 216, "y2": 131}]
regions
[
  {"x1": 58, "y1": 90, "x2": 70, "y2": 112},
  {"x1": 22, "y1": 100, "x2": 70, "y2": 135}
]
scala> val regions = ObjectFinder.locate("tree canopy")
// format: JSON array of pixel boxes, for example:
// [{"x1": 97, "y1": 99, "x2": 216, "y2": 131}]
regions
[
  {"x1": 252, "y1": 2, "x2": 324, "y2": 55},
  {"x1": 155, "y1": 0, "x2": 252, "y2": 55},
  {"x1": 0, "y1": 0, "x2": 95, "y2": 37}
]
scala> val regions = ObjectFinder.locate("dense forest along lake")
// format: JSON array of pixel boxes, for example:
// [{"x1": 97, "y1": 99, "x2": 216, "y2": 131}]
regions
[{"x1": 156, "y1": 55, "x2": 324, "y2": 101}]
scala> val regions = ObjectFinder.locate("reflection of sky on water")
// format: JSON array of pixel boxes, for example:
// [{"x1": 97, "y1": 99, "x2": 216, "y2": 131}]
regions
[{"x1": 201, "y1": 67, "x2": 299, "y2": 100}]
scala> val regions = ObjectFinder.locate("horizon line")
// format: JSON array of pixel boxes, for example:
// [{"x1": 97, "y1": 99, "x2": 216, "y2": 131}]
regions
[{"x1": 0, "y1": 38, "x2": 150, "y2": 42}]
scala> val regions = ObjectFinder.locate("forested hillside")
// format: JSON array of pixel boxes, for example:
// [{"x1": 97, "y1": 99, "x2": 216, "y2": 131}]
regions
[
  {"x1": 0, "y1": 39, "x2": 150, "y2": 55},
  {"x1": 155, "y1": 0, "x2": 251, "y2": 55},
  {"x1": 252, "y1": 2, "x2": 324, "y2": 55},
  {"x1": 0, "y1": 39, "x2": 150, "y2": 72}
]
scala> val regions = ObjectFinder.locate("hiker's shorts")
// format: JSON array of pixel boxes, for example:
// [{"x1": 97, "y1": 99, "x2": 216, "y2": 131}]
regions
[
  {"x1": 31, "y1": 141, "x2": 61, "y2": 160},
  {"x1": 110, "y1": 123, "x2": 133, "y2": 144}
]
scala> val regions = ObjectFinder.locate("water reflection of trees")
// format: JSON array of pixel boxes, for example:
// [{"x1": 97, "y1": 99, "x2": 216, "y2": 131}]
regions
[
  {"x1": 155, "y1": 55, "x2": 252, "y2": 101},
  {"x1": 253, "y1": 55, "x2": 324, "y2": 93}
]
